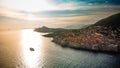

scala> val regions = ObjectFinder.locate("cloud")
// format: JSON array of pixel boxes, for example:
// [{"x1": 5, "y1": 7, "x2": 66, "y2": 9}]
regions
[
  {"x1": 52, "y1": 0, "x2": 120, "y2": 5},
  {"x1": 0, "y1": 0, "x2": 120, "y2": 28},
  {"x1": 34, "y1": 5, "x2": 120, "y2": 18}
]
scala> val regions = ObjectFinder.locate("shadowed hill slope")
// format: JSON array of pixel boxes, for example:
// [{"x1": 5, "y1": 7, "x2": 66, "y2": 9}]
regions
[{"x1": 93, "y1": 13, "x2": 120, "y2": 30}]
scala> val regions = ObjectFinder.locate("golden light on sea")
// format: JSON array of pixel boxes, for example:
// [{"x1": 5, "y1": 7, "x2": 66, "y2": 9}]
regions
[{"x1": 21, "y1": 29, "x2": 42, "y2": 68}]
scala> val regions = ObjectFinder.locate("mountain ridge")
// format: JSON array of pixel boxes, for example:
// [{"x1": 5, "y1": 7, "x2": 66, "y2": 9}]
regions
[{"x1": 93, "y1": 13, "x2": 120, "y2": 30}]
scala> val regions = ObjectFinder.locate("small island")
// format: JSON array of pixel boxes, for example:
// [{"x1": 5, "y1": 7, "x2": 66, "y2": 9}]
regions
[{"x1": 35, "y1": 13, "x2": 120, "y2": 53}]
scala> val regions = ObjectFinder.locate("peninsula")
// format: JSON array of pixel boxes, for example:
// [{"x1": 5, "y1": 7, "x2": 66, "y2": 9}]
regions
[{"x1": 35, "y1": 13, "x2": 120, "y2": 52}]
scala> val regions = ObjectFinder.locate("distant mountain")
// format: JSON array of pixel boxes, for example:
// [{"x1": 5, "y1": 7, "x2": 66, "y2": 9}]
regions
[
  {"x1": 65, "y1": 24, "x2": 91, "y2": 29},
  {"x1": 35, "y1": 24, "x2": 91, "y2": 33},
  {"x1": 34, "y1": 26, "x2": 66, "y2": 33}
]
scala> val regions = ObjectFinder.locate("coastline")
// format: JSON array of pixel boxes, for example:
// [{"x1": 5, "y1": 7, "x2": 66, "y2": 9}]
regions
[
  {"x1": 52, "y1": 36, "x2": 119, "y2": 53},
  {"x1": 35, "y1": 13, "x2": 120, "y2": 53}
]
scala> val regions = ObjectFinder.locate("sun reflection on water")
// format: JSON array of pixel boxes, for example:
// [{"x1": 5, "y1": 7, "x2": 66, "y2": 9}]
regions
[{"x1": 21, "y1": 29, "x2": 42, "y2": 68}]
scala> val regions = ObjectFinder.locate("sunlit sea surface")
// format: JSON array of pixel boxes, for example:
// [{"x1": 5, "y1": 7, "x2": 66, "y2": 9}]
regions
[{"x1": 0, "y1": 29, "x2": 120, "y2": 68}]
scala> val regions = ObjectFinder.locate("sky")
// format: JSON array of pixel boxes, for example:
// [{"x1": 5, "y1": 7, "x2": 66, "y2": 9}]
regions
[{"x1": 0, "y1": 0, "x2": 120, "y2": 28}]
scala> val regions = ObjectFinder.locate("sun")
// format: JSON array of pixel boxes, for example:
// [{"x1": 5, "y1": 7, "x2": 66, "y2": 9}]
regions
[{"x1": 1, "y1": 0, "x2": 56, "y2": 12}]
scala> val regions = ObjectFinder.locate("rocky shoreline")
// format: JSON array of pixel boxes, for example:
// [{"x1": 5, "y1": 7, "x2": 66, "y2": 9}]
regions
[
  {"x1": 43, "y1": 25, "x2": 120, "y2": 52},
  {"x1": 41, "y1": 27, "x2": 120, "y2": 53},
  {"x1": 52, "y1": 35, "x2": 119, "y2": 53}
]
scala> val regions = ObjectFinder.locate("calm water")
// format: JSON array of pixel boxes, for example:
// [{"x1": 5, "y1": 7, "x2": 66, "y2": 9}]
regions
[{"x1": 0, "y1": 29, "x2": 120, "y2": 68}]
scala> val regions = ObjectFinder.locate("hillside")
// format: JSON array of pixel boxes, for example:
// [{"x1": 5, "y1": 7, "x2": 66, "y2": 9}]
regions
[
  {"x1": 92, "y1": 13, "x2": 120, "y2": 39},
  {"x1": 93, "y1": 13, "x2": 120, "y2": 30}
]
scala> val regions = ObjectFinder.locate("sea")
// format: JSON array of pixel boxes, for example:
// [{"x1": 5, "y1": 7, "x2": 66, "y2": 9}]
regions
[{"x1": 0, "y1": 29, "x2": 120, "y2": 68}]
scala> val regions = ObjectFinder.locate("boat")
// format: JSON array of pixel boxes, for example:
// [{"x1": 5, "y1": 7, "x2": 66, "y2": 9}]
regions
[{"x1": 30, "y1": 48, "x2": 35, "y2": 51}]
